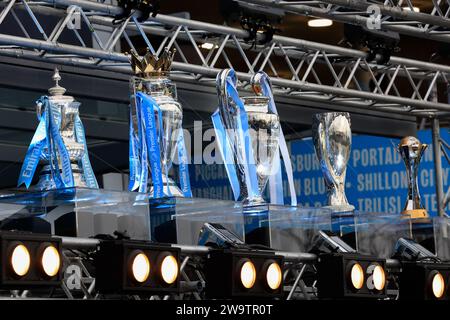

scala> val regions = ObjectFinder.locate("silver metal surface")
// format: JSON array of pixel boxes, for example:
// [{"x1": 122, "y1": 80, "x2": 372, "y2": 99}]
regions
[{"x1": 312, "y1": 112, "x2": 354, "y2": 211}]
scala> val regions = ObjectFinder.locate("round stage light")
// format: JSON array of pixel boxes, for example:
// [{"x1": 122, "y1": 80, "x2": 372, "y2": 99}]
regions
[
  {"x1": 41, "y1": 245, "x2": 61, "y2": 277},
  {"x1": 11, "y1": 244, "x2": 31, "y2": 277},
  {"x1": 349, "y1": 262, "x2": 364, "y2": 290},
  {"x1": 160, "y1": 255, "x2": 179, "y2": 285},
  {"x1": 131, "y1": 252, "x2": 150, "y2": 283},
  {"x1": 372, "y1": 264, "x2": 386, "y2": 291},
  {"x1": 308, "y1": 18, "x2": 333, "y2": 28},
  {"x1": 240, "y1": 260, "x2": 256, "y2": 289},
  {"x1": 431, "y1": 271, "x2": 445, "y2": 299},
  {"x1": 266, "y1": 262, "x2": 282, "y2": 290}
]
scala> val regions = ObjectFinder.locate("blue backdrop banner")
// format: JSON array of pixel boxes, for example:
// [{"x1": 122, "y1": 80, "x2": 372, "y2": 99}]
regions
[{"x1": 188, "y1": 129, "x2": 450, "y2": 217}]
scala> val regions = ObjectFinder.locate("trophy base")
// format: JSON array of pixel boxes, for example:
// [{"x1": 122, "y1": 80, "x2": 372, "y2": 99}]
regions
[
  {"x1": 401, "y1": 209, "x2": 429, "y2": 220},
  {"x1": 323, "y1": 204, "x2": 355, "y2": 214}
]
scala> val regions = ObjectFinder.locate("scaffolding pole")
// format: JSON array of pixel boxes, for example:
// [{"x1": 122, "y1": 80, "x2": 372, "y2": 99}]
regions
[{"x1": 432, "y1": 118, "x2": 445, "y2": 216}]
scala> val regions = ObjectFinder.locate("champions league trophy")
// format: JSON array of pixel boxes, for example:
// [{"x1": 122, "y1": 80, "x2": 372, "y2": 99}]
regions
[
  {"x1": 312, "y1": 112, "x2": 355, "y2": 213},
  {"x1": 215, "y1": 69, "x2": 280, "y2": 206},
  {"x1": 398, "y1": 136, "x2": 428, "y2": 219},
  {"x1": 129, "y1": 48, "x2": 190, "y2": 198}
]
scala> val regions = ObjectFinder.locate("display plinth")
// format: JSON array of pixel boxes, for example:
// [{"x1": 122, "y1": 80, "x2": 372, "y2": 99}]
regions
[
  {"x1": 0, "y1": 187, "x2": 151, "y2": 240},
  {"x1": 355, "y1": 212, "x2": 436, "y2": 258}
]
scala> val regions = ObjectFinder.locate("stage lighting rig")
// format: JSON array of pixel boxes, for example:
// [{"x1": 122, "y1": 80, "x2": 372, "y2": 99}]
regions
[
  {"x1": 310, "y1": 230, "x2": 356, "y2": 254},
  {"x1": 342, "y1": 24, "x2": 400, "y2": 65},
  {"x1": 114, "y1": 0, "x2": 160, "y2": 23},
  {"x1": 393, "y1": 238, "x2": 437, "y2": 262},
  {"x1": 95, "y1": 239, "x2": 180, "y2": 294},
  {"x1": 220, "y1": 0, "x2": 283, "y2": 46},
  {"x1": 399, "y1": 262, "x2": 450, "y2": 300},
  {"x1": 317, "y1": 253, "x2": 388, "y2": 299},
  {"x1": 205, "y1": 248, "x2": 284, "y2": 299},
  {"x1": 198, "y1": 223, "x2": 246, "y2": 248},
  {"x1": 0, "y1": 232, "x2": 62, "y2": 288}
]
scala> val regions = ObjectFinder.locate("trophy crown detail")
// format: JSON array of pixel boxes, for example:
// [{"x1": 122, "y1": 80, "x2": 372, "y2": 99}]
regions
[
  {"x1": 48, "y1": 67, "x2": 66, "y2": 96},
  {"x1": 129, "y1": 48, "x2": 176, "y2": 77}
]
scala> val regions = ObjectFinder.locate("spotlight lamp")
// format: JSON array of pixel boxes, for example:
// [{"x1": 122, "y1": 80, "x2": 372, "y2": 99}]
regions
[
  {"x1": 205, "y1": 249, "x2": 284, "y2": 299},
  {"x1": 317, "y1": 253, "x2": 388, "y2": 299},
  {"x1": 0, "y1": 232, "x2": 62, "y2": 287},
  {"x1": 399, "y1": 262, "x2": 450, "y2": 300},
  {"x1": 95, "y1": 240, "x2": 180, "y2": 294}
]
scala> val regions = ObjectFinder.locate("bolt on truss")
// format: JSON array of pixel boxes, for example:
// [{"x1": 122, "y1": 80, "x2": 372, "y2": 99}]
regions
[
  {"x1": 243, "y1": 0, "x2": 450, "y2": 44},
  {"x1": 0, "y1": 0, "x2": 449, "y2": 118}
]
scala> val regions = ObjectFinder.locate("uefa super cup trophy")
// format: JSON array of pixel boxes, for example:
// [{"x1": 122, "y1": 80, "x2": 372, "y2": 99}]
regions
[
  {"x1": 312, "y1": 112, "x2": 354, "y2": 212},
  {"x1": 129, "y1": 48, "x2": 188, "y2": 197},
  {"x1": 216, "y1": 69, "x2": 280, "y2": 206},
  {"x1": 398, "y1": 136, "x2": 428, "y2": 219}
]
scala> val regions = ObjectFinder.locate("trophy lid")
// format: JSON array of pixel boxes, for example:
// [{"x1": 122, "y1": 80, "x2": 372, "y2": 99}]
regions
[
  {"x1": 399, "y1": 136, "x2": 426, "y2": 150},
  {"x1": 129, "y1": 48, "x2": 176, "y2": 78},
  {"x1": 47, "y1": 68, "x2": 74, "y2": 102}
]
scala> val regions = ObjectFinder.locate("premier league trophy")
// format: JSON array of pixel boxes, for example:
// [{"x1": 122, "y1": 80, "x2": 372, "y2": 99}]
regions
[
  {"x1": 129, "y1": 48, "x2": 190, "y2": 198},
  {"x1": 312, "y1": 112, "x2": 354, "y2": 213},
  {"x1": 398, "y1": 136, "x2": 428, "y2": 219},
  {"x1": 128, "y1": 48, "x2": 191, "y2": 242}
]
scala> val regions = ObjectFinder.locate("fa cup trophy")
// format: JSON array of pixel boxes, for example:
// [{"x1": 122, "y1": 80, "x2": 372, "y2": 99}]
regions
[
  {"x1": 18, "y1": 68, "x2": 98, "y2": 190},
  {"x1": 312, "y1": 112, "x2": 354, "y2": 212},
  {"x1": 129, "y1": 48, "x2": 191, "y2": 198},
  {"x1": 215, "y1": 69, "x2": 281, "y2": 206},
  {"x1": 398, "y1": 136, "x2": 428, "y2": 219}
]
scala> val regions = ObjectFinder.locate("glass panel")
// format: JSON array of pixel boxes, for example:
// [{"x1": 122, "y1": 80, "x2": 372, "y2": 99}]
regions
[
  {"x1": 433, "y1": 217, "x2": 450, "y2": 262},
  {"x1": 0, "y1": 187, "x2": 151, "y2": 240}
]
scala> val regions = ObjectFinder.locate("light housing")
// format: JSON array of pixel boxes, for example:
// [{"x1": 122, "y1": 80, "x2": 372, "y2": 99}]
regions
[
  {"x1": 317, "y1": 253, "x2": 388, "y2": 299},
  {"x1": 205, "y1": 249, "x2": 284, "y2": 299},
  {"x1": 95, "y1": 240, "x2": 180, "y2": 294},
  {"x1": 399, "y1": 262, "x2": 450, "y2": 300},
  {"x1": 0, "y1": 232, "x2": 62, "y2": 287}
]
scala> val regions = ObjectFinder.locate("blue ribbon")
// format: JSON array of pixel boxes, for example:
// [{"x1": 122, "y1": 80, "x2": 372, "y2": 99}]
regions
[
  {"x1": 213, "y1": 69, "x2": 260, "y2": 201},
  {"x1": 255, "y1": 71, "x2": 297, "y2": 206},
  {"x1": 18, "y1": 96, "x2": 74, "y2": 189},
  {"x1": 177, "y1": 128, "x2": 192, "y2": 197},
  {"x1": 74, "y1": 115, "x2": 98, "y2": 189},
  {"x1": 130, "y1": 92, "x2": 192, "y2": 198},
  {"x1": 212, "y1": 110, "x2": 241, "y2": 200}
]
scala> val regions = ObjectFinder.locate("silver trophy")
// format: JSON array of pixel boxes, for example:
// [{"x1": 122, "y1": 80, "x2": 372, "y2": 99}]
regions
[
  {"x1": 312, "y1": 112, "x2": 354, "y2": 212},
  {"x1": 398, "y1": 136, "x2": 428, "y2": 219},
  {"x1": 36, "y1": 68, "x2": 89, "y2": 190},
  {"x1": 217, "y1": 69, "x2": 280, "y2": 206},
  {"x1": 130, "y1": 48, "x2": 183, "y2": 196}
]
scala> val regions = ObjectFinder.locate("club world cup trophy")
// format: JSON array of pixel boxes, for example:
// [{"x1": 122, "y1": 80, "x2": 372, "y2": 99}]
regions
[
  {"x1": 312, "y1": 112, "x2": 354, "y2": 212},
  {"x1": 128, "y1": 48, "x2": 191, "y2": 198},
  {"x1": 398, "y1": 136, "x2": 428, "y2": 219},
  {"x1": 18, "y1": 68, "x2": 98, "y2": 190}
]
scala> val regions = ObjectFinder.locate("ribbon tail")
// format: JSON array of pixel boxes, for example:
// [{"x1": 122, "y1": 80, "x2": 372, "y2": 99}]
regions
[{"x1": 212, "y1": 110, "x2": 240, "y2": 201}]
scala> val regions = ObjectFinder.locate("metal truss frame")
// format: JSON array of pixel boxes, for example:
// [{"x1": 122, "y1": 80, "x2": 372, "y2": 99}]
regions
[
  {"x1": 244, "y1": 0, "x2": 450, "y2": 43},
  {"x1": 0, "y1": 0, "x2": 449, "y2": 118},
  {"x1": 0, "y1": 0, "x2": 448, "y2": 214}
]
